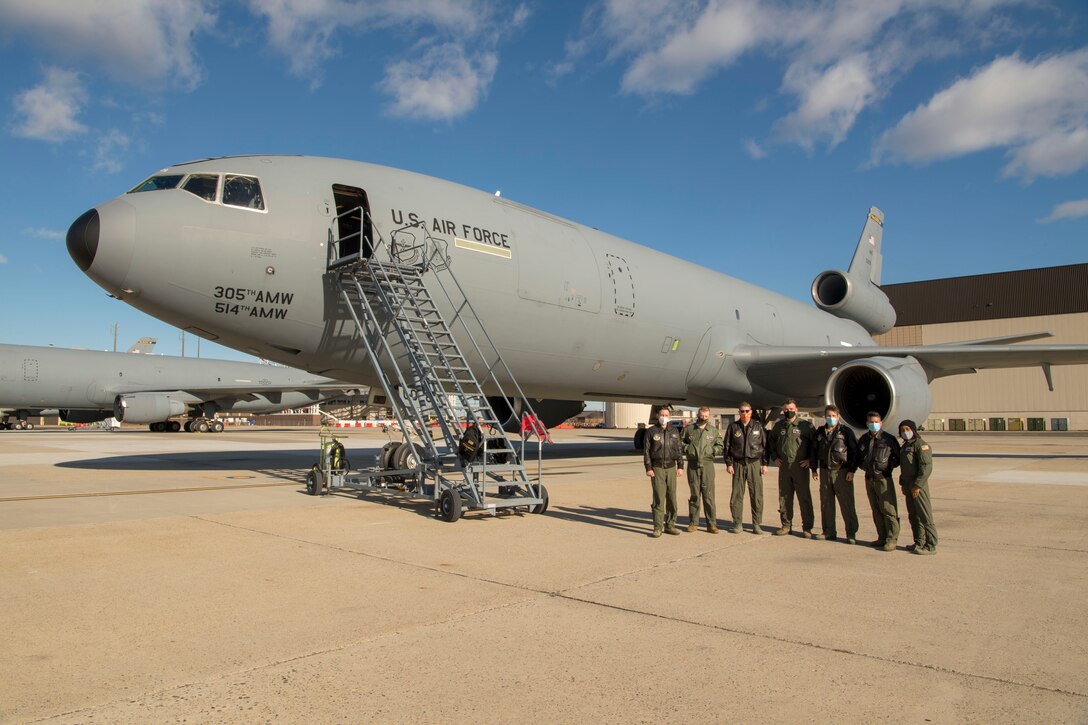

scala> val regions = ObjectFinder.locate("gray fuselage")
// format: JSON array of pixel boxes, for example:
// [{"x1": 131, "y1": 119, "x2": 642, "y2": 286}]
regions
[
  {"x1": 76, "y1": 156, "x2": 872, "y2": 407},
  {"x1": 0, "y1": 342, "x2": 348, "y2": 415}
]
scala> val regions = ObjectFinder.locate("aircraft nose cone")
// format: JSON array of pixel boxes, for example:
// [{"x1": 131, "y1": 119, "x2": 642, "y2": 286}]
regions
[
  {"x1": 68, "y1": 198, "x2": 136, "y2": 296},
  {"x1": 67, "y1": 208, "x2": 100, "y2": 272}
]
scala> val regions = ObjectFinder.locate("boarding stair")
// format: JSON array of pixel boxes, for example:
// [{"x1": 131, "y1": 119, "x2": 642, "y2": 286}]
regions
[{"x1": 317, "y1": 208, "x2": 547, "y2": 521}]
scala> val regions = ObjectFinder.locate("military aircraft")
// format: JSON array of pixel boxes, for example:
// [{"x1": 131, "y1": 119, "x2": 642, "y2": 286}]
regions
[
  {"x1": 65, "y1": 155, "x2": 1088, "y2": 433},
  {"x1": 0, "y1": 342, "x2": 358, "y2": 431},
  {"x1": 125, "y1": 337, "x2": 158, "y2": 354}
]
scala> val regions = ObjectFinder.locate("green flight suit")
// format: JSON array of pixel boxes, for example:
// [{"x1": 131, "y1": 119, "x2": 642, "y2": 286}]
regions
[
  {"x1": 725, "y1": 420, "x2": 768, "y2": 529},
  {"x1": 858, "y1": 431, "x2": 901, "y2": 546},
  {"x1": 770, "y1": 417, "x2": 815, "y2": 531},
  {"x1": 900, "y1": 435, "x2": 938, "y2": 551},
  {"x1": 682, "y1": 422, "x2": 723, "y2": 526}
]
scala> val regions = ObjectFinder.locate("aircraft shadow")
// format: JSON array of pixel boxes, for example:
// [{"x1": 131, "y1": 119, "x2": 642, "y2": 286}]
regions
[
  {"x1": 56, "y1": 449, "x2": 319, "y2": 483},
  {"x1": 537, "y1": 441, "x2": 636, "y2": 460}
]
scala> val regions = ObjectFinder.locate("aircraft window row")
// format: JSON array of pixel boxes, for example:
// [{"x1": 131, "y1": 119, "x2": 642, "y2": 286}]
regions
[
  {"x1": 182, "y1": 174, "x2": 218, "y2": 201},
  {"x1": 128, "y1": 172, "x2": 266, "y2": 211},
  {"x1": 130, "y1": 174, "x2": 184, "y2": 192},
  {"x1": 223, "y1": 175, "x2": 265, "y2": 210}
]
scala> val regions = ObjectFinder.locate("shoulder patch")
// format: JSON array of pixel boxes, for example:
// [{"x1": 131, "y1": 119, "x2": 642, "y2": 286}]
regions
[{"x1": 921, "y1": 444, "x2": 930, "y2": 451}]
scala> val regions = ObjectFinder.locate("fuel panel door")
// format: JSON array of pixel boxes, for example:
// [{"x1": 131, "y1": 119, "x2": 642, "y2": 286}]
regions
[{"x1": 500, "y1": 203, "x2": 600, "y2": 313}]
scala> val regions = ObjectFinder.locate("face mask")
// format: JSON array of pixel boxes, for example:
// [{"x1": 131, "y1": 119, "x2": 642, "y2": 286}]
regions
[
  {"x1": 825, "y1": 416, "x2": 837, "y2": 427},
  {"x1": 698, "y1": 417, "x2": 709, "y2": 424},
  {"x1": 901, "y1": 429, "x2": 914, "y2": 441},
  {"x1": 785, "y1": 410, "x2": 797, "y2": 419},
  {"x1": 659, "y1": 417, "x2": 670, "y2": 426},
  {"x1": 867, "y1": 422, "x2": 881, "y2": 433}
]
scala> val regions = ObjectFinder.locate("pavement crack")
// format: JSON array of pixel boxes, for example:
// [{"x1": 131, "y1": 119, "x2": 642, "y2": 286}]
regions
[
  {"x1": 549, "y1": 592, "x2": 1088, "y2": 701},
  {"x1": 939, "y1": 536, "x2": 1087, "y2": 554},
  {"x1": 182, "y1": 517, "x2": 1087, "y2": 705},
  {"x1": 188, "y1": 515, "x2": 547, "y2": 595}
]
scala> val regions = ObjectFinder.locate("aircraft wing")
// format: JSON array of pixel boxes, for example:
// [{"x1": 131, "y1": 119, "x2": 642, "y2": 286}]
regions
[
  {"x1": 734, "y1": 343, "x2": 1088, "y2": 384},
  {"x1": 172, "y1": 383, "x2": 358, "y2": 401}
]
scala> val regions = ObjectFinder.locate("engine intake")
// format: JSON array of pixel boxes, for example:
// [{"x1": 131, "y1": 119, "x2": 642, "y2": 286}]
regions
[
  {"x1": 114, "y1": 393, "x2": 187, "y2": 423},
  {"x1": 825, "y1": 356, "x2": 931, "y2": 431},
  {"x1": 811, "y1": 270, "x2": 896, "y2": 335}
]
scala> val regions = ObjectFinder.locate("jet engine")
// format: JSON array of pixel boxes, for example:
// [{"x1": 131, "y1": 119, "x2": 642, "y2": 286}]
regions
[
  {"x1": 59, "y1": 409, "x2": 113, "y2": 424},
  {"x1": 811, "y1": 270, "x2": 896, "y2": 335},
  {"x1": 487, "y1": 397, "x2": 585, "y2": 433},
  {"x1": 114, "y1": 393, "x2": 188, "y2": 423},
  {"x1": 824, "y1": 356, "x2": 931, "y2": 431}
]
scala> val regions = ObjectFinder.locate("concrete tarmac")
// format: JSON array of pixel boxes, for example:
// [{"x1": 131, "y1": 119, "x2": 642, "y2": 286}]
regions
[{"x1": 1, "y1": 428, "x2": 1086, "y2": 723}]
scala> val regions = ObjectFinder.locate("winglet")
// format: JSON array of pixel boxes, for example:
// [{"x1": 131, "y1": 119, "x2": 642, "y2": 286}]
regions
[{"x1": 848, "y1": 206, "x2": 884, "y2": 285}]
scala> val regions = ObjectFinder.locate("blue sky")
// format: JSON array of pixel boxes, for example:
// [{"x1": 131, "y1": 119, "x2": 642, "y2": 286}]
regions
[{"x1": 0, "y1": 0, "x2": 1085, "y2": 361}]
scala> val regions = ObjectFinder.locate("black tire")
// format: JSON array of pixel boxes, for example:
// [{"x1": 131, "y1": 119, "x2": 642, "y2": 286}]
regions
[
  {"x1": 438, "y1": 488, "x2": 462, "y2": 522},
  {"x1": 394, "y1": 441, "x2": 418, "y2": 471},
  {"x1": 530, "y1": 483, "x2": 549, "y2": 515},
  {"x1": 211, "y1": 420, "x2": 224, "y2": 433},
  {"x1": 183, "y1": 420, "x2": 193, "y2": 432},
  {"x1": 196, "y1": 419, "x2": 210, "y2": 433},
  {"x1": 378, "y1": 442, "x2": 398, "y2": 470},
  {"x1": 306, "y1": 466, "x2": 324, "y2": 496},
  {"x1": 168, "y1": 420, "x2": 181, "y2": 433},
  {"x1": 633, "y1": 428, "x2": 646, "y2": 451},
  {"x1": 24, "y1": 422, "x2": 34, "y2": 430}
]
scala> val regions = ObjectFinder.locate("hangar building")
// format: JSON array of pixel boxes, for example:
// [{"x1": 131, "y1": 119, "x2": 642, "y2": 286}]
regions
[{"x1": 875, "y1": 263, "x2": 1088, "y2": 431}]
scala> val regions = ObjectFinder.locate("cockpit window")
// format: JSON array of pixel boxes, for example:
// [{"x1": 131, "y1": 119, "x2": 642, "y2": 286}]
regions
[
  {"x1": 222, "y1": 175, "x2": 265, "y2": 210},
  {"x1": 129, "y1": 174, "x2": 184, "y2": 193},
  {"x1": 182, "y1": 174, "x2": 219, "y2": 201}
]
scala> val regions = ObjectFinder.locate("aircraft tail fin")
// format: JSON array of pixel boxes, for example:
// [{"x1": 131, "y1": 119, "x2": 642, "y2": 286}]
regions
[
  {"x1": 847, "y1": 207, "x2": 884, "y2": 285},
  {"x1": 127, "y1": 337, "x2": 157, "y2": 354}
]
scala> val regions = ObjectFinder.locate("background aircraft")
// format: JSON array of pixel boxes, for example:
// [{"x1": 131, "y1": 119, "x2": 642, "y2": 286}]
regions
[
  {"x1": 0, "y1": 342, "x2": 358, "y2": 432},
  {"x1": 124, "y1": 337, "x2": 158, "y2": 354},
  {"x1": 66, "y1": 156, "x2": 1088, "y2": 432}
]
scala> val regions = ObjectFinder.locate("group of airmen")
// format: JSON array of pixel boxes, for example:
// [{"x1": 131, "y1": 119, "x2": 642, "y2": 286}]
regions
[{"x1": 641, "y1": 401, "x2": 938, "y2": 555}]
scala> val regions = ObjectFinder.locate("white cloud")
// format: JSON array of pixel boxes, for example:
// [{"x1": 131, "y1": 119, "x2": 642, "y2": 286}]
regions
[
  {"x1": 92, "y1": 129, "x2": 131, "y2": 173},
  {"x1": 248, "y1": 0, "x2": 517, "y2": 118},
  {"x1": 382, "y1": 44, "x2": 497, "y2": 121},
  {"x1": 248, "y1": 0, "x2": 486, "y2": 78},
  {"x1": 0, "y1": 254, "x2": 7, "y2": 264},
  {"x1": 133, "y1": 111, "x2": 166, "y2": 126},
  {"x1": 11, "y1": 67, "x2": 87, "y2": 142},
  {"x1": 23, "y1": 227, "x2": 64, "y2": 240},
  {"x1": 743, "y1": 138, "x2": 766, "y2": 159},
  {"x1": 875, "y1": 50, "x2": 1088, "y2": 179},
  {"x1": 1039, "y1": 198, "x2": 1088, "y2": 223},
  {"x1": 0, "y1": 0, "x2": 215, "y2": 89},
  {"x1": 620, "y1": 0, "x2": 765, "y2": 94},
  {"x1": 776, "y1": 53, "x2": 878, "y2": 150},
  {"x1": 568, "y1": 0, "x2": 1040, "y2": 150},
  {"x1": 1003, "y1": 125, "x2": 1088, "y2": 180}
]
